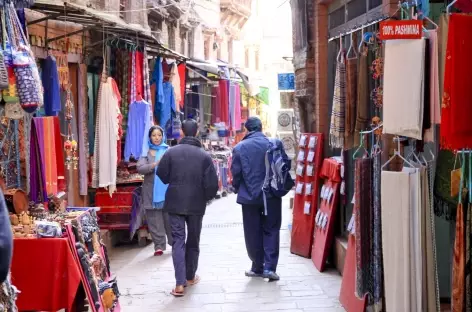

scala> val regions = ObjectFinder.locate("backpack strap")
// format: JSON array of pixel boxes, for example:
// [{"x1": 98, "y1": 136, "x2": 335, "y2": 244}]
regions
[{"x1": 262, "y1": 138, "x2": 276, "y2": 216}]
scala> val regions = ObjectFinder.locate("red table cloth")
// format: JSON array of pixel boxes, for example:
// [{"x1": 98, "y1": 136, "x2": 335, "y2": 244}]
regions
[{"x1": 10, "y1": 238, "x2": 82, "y2": 311}]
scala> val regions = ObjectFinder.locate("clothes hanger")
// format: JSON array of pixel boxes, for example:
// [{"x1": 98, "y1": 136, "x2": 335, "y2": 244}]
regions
[
  {"x1": 447, "y1": 0, "x2": 457, "y2": 14},
  {"x1": 381, "y1": 136, "x2": 415, "y2": 170},
  {"x1": 337, "y1": 36, "x2": 343, "y2": 62},
  {"x1": 358, "y1": 28, "x2": 365, "y2": 54},
  {"x1": 353, "y1": 133, "x2": 368, "y2": 159},
  {"x1": 346, "y1": 32, "x2": 358, "y2": 59}
]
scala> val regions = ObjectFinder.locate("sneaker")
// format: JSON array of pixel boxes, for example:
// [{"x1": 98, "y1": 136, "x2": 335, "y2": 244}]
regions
[
  {"x1": 154, "y1": 249, "x2": 164, "y2": 256},
  {"x1": 263, "y1": 270, "x2": 280, "y2": 281},
  {"x1": 245, "y1": 270, "x2": 263, "y2": 278}
]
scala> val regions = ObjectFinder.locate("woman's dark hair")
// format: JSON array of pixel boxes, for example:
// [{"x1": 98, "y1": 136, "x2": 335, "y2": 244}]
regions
[{"x1": 148, "y1": 125, "x2": 164, "y2": 139}]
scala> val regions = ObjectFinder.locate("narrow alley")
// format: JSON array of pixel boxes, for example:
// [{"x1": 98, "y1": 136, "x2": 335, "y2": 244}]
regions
[{"x1": 110, "y1": 194, "x2": 343, "y2": 312}]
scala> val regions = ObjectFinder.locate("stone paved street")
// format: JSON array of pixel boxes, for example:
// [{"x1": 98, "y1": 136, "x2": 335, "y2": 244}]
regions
[{"x1": 109, "y1": 194, "x2": 343, "y2": 312}]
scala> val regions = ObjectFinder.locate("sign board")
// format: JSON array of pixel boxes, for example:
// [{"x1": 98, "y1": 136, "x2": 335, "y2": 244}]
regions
[
  {"x1": 278, "y1": 73, "x2": 295, "y2": 90},
  {"x1": 379, "y1": 20, "x2": 423, "y2": 40}
]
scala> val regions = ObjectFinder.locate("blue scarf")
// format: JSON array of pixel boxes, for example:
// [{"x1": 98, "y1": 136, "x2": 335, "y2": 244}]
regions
[{"x1": 148, "y1": 139, "x2": 169, "y2": 209}]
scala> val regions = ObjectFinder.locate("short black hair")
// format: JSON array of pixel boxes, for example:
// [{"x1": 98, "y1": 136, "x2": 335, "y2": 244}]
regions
[
  {"x1": 148, "y1": 125, "x2": 164, "y2": 139},
  {"x1": 182, "y1": 118, "x2": 198, "y2": 137}
]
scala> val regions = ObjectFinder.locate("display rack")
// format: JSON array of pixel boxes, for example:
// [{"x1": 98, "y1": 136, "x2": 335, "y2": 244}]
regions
[
  {"x1": 290, "y1": 133, "x2": 323, "y2": 258},
  {"x1": 312, "y1": 158, "x2": 342, "y2": 271}
]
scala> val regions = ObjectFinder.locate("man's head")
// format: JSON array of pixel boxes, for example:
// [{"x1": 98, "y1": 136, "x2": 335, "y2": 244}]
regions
[
  {"x1": 245, "y1": 117, "x2": 263, "y2": 133},
  {"x1": 181, "y1": 118, "x2": 199, "y2": 137}
]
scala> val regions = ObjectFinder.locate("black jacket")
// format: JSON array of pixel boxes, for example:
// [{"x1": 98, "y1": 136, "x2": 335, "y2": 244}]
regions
[
  {"x1": 157, "y1": 136, "x2": 218, "y2": 216},
  {"x1": 0, "y1": 190, "x2": 12, "y2": 283}
]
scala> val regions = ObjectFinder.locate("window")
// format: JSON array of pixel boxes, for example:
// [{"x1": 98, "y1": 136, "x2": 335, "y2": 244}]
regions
[
  {"x1": 119, "y1": 0, "x2": 126, "y2": 19},
  {"x1": 204, "y1": 37, "x2": 210, "y2": 60},
  {"x1": 245, "y1": 48, "x2": 249, "y2": 68},
  {"x1": 168, "y1": 23, "x2": 176, "y2": 50},
  {"x1": 255, "y1": 50, "x2": 260, "y2": 71},
  {"x1": 292, "y1": 0, "x2": 307, "y2": 51}
]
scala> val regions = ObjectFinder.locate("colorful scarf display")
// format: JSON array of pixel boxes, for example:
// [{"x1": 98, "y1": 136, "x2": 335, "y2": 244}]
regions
[
  {"x1": 29, "y1": 117, "x2": 47, "y2": 203},
  {"x1": 354, "y1": 50, "x2": 370, "y2": 146},
  {"x1": 330, "y1": 57, "x2": 346, "y2": 149}
]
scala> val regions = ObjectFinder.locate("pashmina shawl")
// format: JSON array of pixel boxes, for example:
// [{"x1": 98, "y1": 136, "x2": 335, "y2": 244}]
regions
[
  {"x1": 329, "y1": 56, "x2": 346, "y2": 149},
  {"x1": 345, "y1": 58, "x2": 357, "y2": 150}
]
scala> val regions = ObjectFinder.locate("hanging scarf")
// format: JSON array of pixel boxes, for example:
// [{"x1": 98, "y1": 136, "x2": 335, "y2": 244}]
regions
[
  {"x1": 354, "y1": 157, "x2": 372, "y2": 300},
  {"x1": 77, "y1": 64, "x2": 88, "y2": 195},
  {"x1": 345, "y1": 58, "x2": 357, "y2": 149},
  {"x1": 453, "y1": 202, "x2": 465, "y2": 312},
  {"x1": 148, "y1": 139, "x2": 168, "y2": 208},
  {"x1": 151, "y1": 57, "x2": 165, "y2": 124},
  {"x1": 354, "y1": 49, "x2": 370, "y2": 146},
  {"x1": 29, "y1": 117, "x2": 47, "y2": 203},
  {"x1": 329, "y1": 56, "x2": 346, "y2": 149},
  {"x1": 372, "y1": 153, "x2": 383, "y2": 311}
]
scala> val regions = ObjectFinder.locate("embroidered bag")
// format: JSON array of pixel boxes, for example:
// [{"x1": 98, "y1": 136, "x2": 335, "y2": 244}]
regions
[{"x1": 5, "y1": 5, "x2": 40, "y2": 113}]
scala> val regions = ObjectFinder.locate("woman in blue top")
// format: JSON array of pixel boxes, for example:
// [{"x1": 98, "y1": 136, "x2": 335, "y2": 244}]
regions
[{"x1": 137, "y1": 126, "x2": 172, "y2": 256}]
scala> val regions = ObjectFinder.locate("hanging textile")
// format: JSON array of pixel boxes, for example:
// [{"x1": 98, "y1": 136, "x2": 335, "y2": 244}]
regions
[
  {"x1": 434, "y1": 149, "x2": 458, "y2": 220},
  {"x1": 424, "y1": 30, "x2": 441, "y2": 143},
  {"x1": 345, "y1": 57, "x2": 357, "y2": 149},
  {"x1": 169, "y1": 63, "x2": 181, "y2": 111},
  {"x1": 234, "y1": 84, "x2": 242, "y2": 131},
  {"x1": 372, "y1": 154, "x2": 384, "y2": 312},
  {"x1": 178, "y1": 63, "x2": 186, "y2": 110},
  {"x1": 381, "y1": 170, "x2": 414, "y2": 312},
  {"x1": 453, "y1": 202, "x2": 465, "y2": 312},
  {"x1": 124, "y1": 100, "x2": 151, "y2": 161},
  {"x1": 329, "y1": 55, "x2": 346, "y2": 149},
  {"x1": 135, "y1": 51, "x2": 144, "y2": 99},
  {"x1": 41, "y1": 55, "x2": 61, "y2": 116},
  {"x1": 383, "y1": 39, "x2": 425, "y2": 140},
  {"x1": 218, "y1": 80, "x2": 229, "y2": 125},
  {"x1": 438, "y1": 14, "x2": 449, "y2": 106},
  {"x1": 441, "y1": 14, "x2": 472, "y2": 150},
  {"x1": 111, "y1": 78, "x2": 123, "y2": 164},
  {"x1": 77, "y1": 64, "x2": 89, "y2": 196},
  {"x1": 53, "y1": 116, "x2": 65, "y2": 192},
  {"x1": 422, "y1": 39, "x2": 432, "y2": 134},
  {"x1": 120, "y1": 52, "x2": 130, "y2": 135},
  {"x1": 354, "y1": 157, "x2": 372, "y2": 299},
  {"x1": 161, "y1": 82, "x2": 175, "y2": 129},
  {"x1": 211, "y1": 85, "x2": 220, "y2": 125},
  {"x1": 94, "y1": 77, "x2": 120, "y2": 195},
  {"x1": 354, "y1": 49, "x2": 369, "y2": 146},
  {"x1": 151, "y1": 57, "x2": 165, "y2": 123},
  {"x1": 29, "y1": 117, "x2": 47, "y2": 203},
  {"x1": 42, "y1": 117, "x2": 58, "y2": 195}
]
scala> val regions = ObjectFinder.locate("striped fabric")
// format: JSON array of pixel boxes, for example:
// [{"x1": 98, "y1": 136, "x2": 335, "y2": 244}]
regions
[
  {"x1": 121, "y1": 52, "x2": 129, "y2": 136},
  {"x1": 329, "y1": 56, "x2": 347, "y2": 149}
]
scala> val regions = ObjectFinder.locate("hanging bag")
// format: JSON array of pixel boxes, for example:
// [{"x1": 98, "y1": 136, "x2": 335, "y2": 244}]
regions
[{"x1": 5, "y1": 5, "x2": 40, "y2": 113}]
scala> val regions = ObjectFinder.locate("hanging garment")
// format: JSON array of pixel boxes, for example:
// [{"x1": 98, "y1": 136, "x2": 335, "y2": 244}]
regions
[
  {"x1": 381, "y1": 171, "x2": 413, "y2": 312},
  {"x1": 354, "y1": 49, "x2": 369, "y2": 146},
  {"x1": 345, "y1": 58, "x2": 358, "y2": 150},
  {"x1": 354, "y1": 158, "x2": 372, "y2": 300},
  {"x1": 124, "y1": 100, "x2": 151, "y2": 161},
  {"x1": 438, "y1": 14, "x2": 449, "y2": 101},
  {"x1": 234, "y1": 84, "x2": 242, "y2": 131},
  {"x1": 454, "y1": 0, "x2": 472, "y2": 12},
  {"x1": 169, "y1": 63, "x2": 181, "y2": 110},
  {"x1": 372, "y1": 154, "x2": 384, "y2": 312},
  {"x1": 452, "y1": 202, "x2": 465, "y2": 312},
  {"x1": 111, "y1": 78, "x2": 123, "y2": 164},
  {"x1": 441, "y1": 14, "x2": 472, "y2": 150},
  {"x1": 219, "y1": 80, "x2": 230, "y2": 125},
  {"x1": 161, "y1": 82, "x2": 175, "y2": 129},
  {"x1": 422, "y1": 39, "x2": 432, "y2": 134},
  {"x1": 329, "y1": 56, "x2": 346, "y2": 149},
  {"x1": 135, "y1": 51, "x2": 144, "y2": 99},
  {"x1": 41, "y1": 55, "x2": 61, "y2": 116},
  {"x1": 383, "y1": 39, "x2": 426, "y2": 140},
  {"x1": 29, "y1": 117, "x2": 47, "y2": 203},
  {"x1": 94, "y1": 77, "x2": 120, "y2": 195},
  {"x1": 151, "y1": 57, "x2": 165, "y2": 123},
  {"x1": 143, "y1": 50, "x2": 152, "y2": 106},
  {"x1": 42, "y1": 117, "x2": 58, "y2": 195},
  {"x1": 178, "y1": 63, "x2": 186, "y2": 110},
  {"x1": 434, "y1": 149, "x2": 458, "y2": 220},
  {"x1": 77, "y1": 64, "x2": 89, "y2": 196},
  {"x1": 120, "y1": 52, "x2": 130, "y2": 135},
  {"x1": 52, "y1": 116, "x2": 65, "y2": 193},
  {"x1": 424, "y1": 30, "x2": 441, "y2": 143}
]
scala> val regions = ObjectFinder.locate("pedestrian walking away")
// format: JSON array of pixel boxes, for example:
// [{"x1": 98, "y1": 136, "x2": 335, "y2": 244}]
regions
[
  {"x1": 136, "y1": 125, "x2": 173, "y2": 256},
  {"x1": 157, "y1": 118, "x2": 219, "y2": 297},
  {"x1": 231, "y1": 116, "x2": 294, "y2": 282}
]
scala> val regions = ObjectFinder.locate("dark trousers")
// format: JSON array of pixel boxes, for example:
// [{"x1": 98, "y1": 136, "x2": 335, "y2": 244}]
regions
[
  {"x1": 169, "y1": 213, "x2": 203, "y2": 286},
  {"x1": 242, "y1": 197, "x2": 282, "y2": 273}
]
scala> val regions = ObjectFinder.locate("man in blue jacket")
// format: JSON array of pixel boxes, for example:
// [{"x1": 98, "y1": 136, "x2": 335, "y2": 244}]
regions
[
  {"x1": 231, "y1": 117, "x2": 285, "y2": 281},
  {"x1": 0, "y1": 189, "x2": 12, "y2": 283}
]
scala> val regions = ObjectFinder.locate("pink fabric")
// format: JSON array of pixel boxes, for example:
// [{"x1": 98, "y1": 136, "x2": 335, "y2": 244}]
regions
[{"x1": 234, "y1": 84, "x2": 241, "y2": 131}]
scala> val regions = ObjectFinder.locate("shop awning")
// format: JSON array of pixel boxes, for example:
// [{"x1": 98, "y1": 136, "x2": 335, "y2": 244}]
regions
[{"x1": 27, "y1": 0, "x2": 186, "y2": 60}]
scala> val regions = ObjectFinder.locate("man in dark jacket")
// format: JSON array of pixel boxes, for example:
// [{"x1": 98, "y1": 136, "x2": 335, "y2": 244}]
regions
[
  {"x1": 231, "y1": 117, "x2": 286, "y2": 281},
  {"x1": 0, "y1": 189, "x2": 13, "y2": 283},
  {"x1": 157, "y1": 118, "x2": 218, "y2": 297}
]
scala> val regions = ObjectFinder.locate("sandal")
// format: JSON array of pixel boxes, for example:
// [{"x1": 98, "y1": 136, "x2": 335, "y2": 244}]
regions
[
  {"x1": 170, "y1": 286, "x2": 185, "y2": 297},
  {"x1": 186, "y1": 275, "x2": 201, "y2": 286}
]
